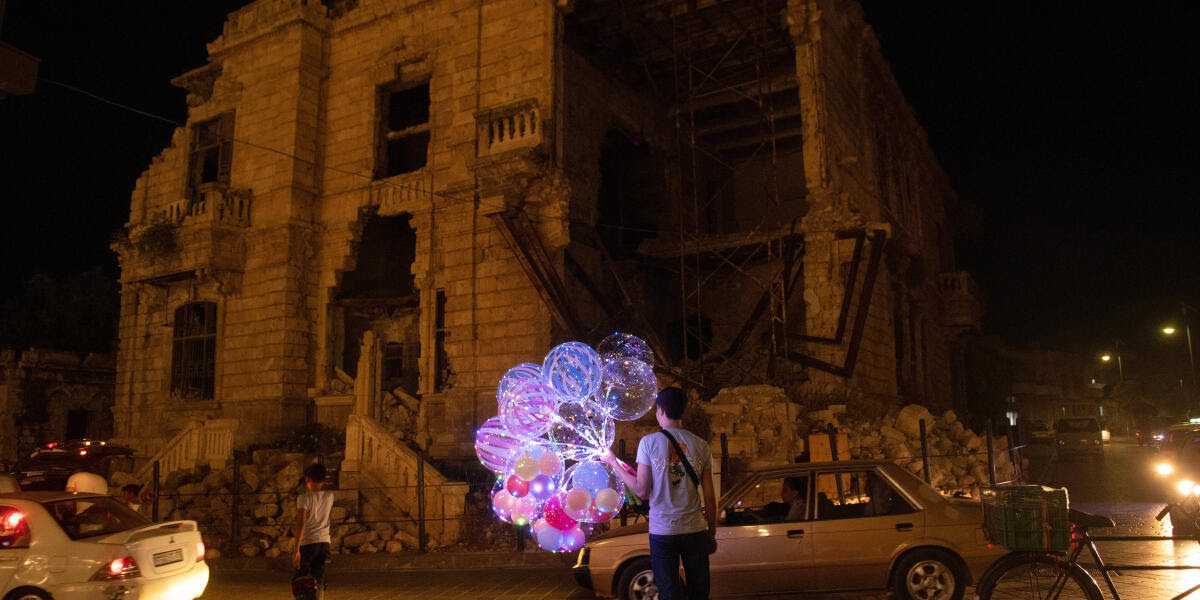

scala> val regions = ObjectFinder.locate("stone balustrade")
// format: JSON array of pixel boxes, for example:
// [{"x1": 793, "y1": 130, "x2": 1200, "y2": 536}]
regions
[
  {"x1": 136, "y1": 419, "x2": 238, "y2": 481},
  {"x1": 149, "y1": 186, "x2": 252, "y2": 227},
  {"x1": 476, "y1": 100, "x2": 541, "y2": 156},
  {"x1": 342, "y1": 413, "x2": 467, "y2": 546}
]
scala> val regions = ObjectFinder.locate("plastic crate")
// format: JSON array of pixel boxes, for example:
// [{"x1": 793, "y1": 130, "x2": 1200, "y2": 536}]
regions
[{"x1": 980, "y1": 485, "x2": 1070, "y2": 551}]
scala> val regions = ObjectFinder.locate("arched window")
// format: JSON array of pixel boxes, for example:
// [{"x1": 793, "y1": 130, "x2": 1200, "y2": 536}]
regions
[{"x1": 171, "y1": 302, "x2": 217, "y2": 400}]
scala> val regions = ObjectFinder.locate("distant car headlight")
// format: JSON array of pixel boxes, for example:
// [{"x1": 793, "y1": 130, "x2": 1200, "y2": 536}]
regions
[
  {"x1": 1158, "y1": 463, "x2": 1175, "y2": 476},
  {"x1": 1102, "y1": 430, "x2": 1111, "y2": 441},
  {"x1": 1057, "y1": 440, "x2": 1065, "y2": 446},
  {"x1": 1179, "y1": 480, "x2": 1196, "y2": 496},
  {"x1": 1154, "y1": 434, "x2": 1165, "y2": 441},
  {"x1": 1093, "y1": 439, "x2": 1101, "y2": 445}
]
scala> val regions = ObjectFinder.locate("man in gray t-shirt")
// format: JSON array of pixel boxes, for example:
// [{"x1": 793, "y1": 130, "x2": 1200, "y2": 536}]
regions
[{"x1": 602, "y1": 387, "x2": 717, "y2": 600}]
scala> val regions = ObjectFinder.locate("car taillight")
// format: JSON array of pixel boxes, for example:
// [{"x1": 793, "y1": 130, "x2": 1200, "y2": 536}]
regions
[
  {"x1": 3, "y1": 512, "x2": 22, "y2": 528},
  {"x1": 197, "y1": 541, "x2": 206, "y2": 562},
  {"x1": 91, "y1": 556, "x2": 140, "y2": 581}
]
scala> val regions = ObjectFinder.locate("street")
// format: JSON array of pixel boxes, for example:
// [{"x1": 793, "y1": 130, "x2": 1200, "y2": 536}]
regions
[{"x1": 199, "y1": 440, "x2": 1200, "y2": 599}]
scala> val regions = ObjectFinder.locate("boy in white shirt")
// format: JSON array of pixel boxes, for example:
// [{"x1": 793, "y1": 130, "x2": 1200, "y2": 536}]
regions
[{"x1": 292, "y1": 463, "x2": 333, "y2": 598}]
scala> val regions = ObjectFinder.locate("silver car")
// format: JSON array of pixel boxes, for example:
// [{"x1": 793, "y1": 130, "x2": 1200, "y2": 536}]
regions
[{"x1": 574, "y1": 460, "x2": 1003, "y2": 600}]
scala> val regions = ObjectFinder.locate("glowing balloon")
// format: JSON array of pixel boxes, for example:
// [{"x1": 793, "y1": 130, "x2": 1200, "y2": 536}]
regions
[
  {"x1": 501, "y1": 380, "x2": 558, "y2": 438},
  {"x1": 511, "y1": 496, "x2": 539, "y2": 526},
  {"x1": 497, "y1": 362, "x2": 542, "y2": 406},
  {"x1": 548, "y1": 402, "x2": 614, "y2": 461},
  {"x1": 594, "y1": 487, "x2": 622, "y2": 515},
  {"x1": 491, "y1": 490, "x2": 515, "y2": 519},
  {"x1": 514, "y1": 452, "x2": 540, "y2": 481},
  {"x1": 506, "y1": 474, "x2": 530, "y2": 498},
  {"x1": 536, "y1": 522, "x2": 563, "y2": 551},
  {"x1": 597, "y1": 332, "x2": 655, "y2": 366},
  {"x1": 598, "y1": 357, "x2": 658, "y2": 420},
  {"x1": 563, "y1": 487, "x2": 592, "y2": 521},
  {"x1": 560, "y1": 526, "x2": 587, "y2": 552},
  {"x1": 571, "y1": 461, "x2": 612, "y2": 494},
  {"x1": 543, "y1": 495, "x2": 578, "y2": 531},
  {"x1": 474, "y1": 416, "x2": 522, "y2": 474},
  {"x1": 529, "y1": 473, "x2": 557, "y2": 501},
  {"x1": 543, "y1": 342, "x2": 603, "y2": 402},
  {"x1": 539, "y1": 450, "x2": 563, "y2": 476}
]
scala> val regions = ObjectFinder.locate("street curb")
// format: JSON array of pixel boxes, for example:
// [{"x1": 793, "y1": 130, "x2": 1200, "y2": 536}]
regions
[{"x1": 208, "y1": 550, "x2": 574, "y2": 573}]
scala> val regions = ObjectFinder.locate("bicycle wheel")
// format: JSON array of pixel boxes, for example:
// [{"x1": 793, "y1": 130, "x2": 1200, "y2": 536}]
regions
[{"x1": 975, "y1": 552, "x2": 1102, "y2": 600}]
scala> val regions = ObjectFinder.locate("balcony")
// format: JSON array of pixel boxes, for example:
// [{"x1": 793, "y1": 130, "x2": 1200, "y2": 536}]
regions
[
  {"x1": 475, "y1": 99, "x2": 541, "y2": 157},
  {"x1": 939, "y1": 271, "x2": 985, "y2": 331},
  {"x1": 121, "y1": 185, "x2": 253, "y2": 285}
]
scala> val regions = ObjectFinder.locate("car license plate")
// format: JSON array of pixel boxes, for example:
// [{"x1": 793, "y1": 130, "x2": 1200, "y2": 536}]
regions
[{"x1": 153, "y1": 548, "x2": 183, "y2": 567}]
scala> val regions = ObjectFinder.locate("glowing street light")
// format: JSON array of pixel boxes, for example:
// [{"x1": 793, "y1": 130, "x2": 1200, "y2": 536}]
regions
[
  {"x1": 1100, "y1": 354, "x2": 1112, "y2": 362},
  {"x1": 1164, "y1": 327, "x2": 1177, "y2": 335}
]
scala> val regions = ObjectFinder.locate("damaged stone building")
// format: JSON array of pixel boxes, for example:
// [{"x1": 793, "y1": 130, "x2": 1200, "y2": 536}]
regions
[
  {"x1": 112, "y1": 0, "x2": 983, "y2": 472},
  {"x1": 0, "y1": 349, "x2": 116, "y2": 462}
]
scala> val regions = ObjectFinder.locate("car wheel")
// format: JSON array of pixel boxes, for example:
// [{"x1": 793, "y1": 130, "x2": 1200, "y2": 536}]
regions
[
  {"x1": 4, "y1": 588, "x2": 51, "y2": 600},
  {"x1": 616, "y1": 557, "x2": 657, "y2": 600},
  {"x1": 892, "y1": 548, "x2": 965, "y2": 600}
]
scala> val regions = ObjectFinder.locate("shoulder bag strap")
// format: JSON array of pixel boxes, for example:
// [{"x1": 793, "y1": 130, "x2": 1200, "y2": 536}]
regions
[{"x1": 661, "y1": 430, "x2": 701, "y2": 489}]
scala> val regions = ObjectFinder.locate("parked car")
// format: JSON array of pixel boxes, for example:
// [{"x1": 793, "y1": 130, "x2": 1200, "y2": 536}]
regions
[
  {"x1": 573, "y1": 460, "x2": 1004, "y2": 600},
  {"x1": 0, "y1": 491, "x2": 208, "y2": 599},
  {"x1": 1152, "y1": 424, "x2": 1200, "y2": 534},
  {"x1": 1053, "y1": 418, "x2": 1103, "y2": 458},
  {"x1": 10, "y1": 440, "x2": 134, "y2": 491}
]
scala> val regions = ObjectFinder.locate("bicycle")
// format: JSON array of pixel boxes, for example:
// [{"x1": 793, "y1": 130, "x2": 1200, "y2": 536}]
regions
[{"x1": 974, "y1": 502, "x2": 1200, "y2": 600}]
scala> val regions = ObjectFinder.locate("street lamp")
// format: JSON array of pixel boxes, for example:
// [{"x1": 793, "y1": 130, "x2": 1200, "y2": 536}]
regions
[
  {"x1": 1099, "y1": 341, "x2": 1124, "y2": 383},
  {"x1": 1162, "y1": 302, "x2": 1198, "y2": 395}
]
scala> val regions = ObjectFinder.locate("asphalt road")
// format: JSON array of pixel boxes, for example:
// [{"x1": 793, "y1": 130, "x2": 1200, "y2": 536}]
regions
[{"x1": 200, "y1": 440, "x2": 1198, "y2": 600}]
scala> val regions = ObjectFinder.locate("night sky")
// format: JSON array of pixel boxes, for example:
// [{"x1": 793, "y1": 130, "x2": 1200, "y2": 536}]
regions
[{"x1": 1, "y1": 2, "x2": 1197, "y2": 364}]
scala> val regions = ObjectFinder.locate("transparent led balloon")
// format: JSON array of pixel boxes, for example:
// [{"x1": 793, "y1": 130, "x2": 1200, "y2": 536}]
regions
[
  {"x1": 561, "y1": 459, "x2": 625, "y2": 523},
  {"x1": 597, "y1": 332, "x2": 655, "y2": 366},
  {"x1": 547, "y1": 401, "x2": 614, "y2": 461},
  {"x1": 597, "y1": 357, "x2": 658, "y2": 421},
  {"x1": 496, "y1": 362, "x2": 542, "y2": 407},
  {"x1": 500, "y1": 380, "x2": 559, "y2": 439},
  {"x1": 542, "y1": 342, "x2": 603, "y2": 402},
  {"x1": 474, "y1": 416, "x2": 523, "y2": 474}
]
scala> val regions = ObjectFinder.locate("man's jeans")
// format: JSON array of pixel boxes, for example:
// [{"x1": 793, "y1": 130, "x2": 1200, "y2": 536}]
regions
[{"x1": 649, "y1": 530, "x2": 710, "y2": 600}]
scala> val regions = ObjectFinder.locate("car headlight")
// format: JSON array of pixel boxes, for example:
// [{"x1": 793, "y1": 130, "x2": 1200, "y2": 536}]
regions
[
  {"x1": 1158, "y1": 463, "x2": 1175, "y2": 476},
  {"x1": 1057, "y1": 440, "x2": 1065, "y2": 445},
  {"x1": 1093, "y1": 439, "x2": 1101, "y2": 445},
  {"x1": 1179, "y1": 480, "x2": 1196, "y2": 496}
]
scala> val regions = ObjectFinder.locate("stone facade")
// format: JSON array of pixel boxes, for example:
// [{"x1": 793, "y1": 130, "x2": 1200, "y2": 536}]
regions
[
  {"x1": 0, "y1": 348, "x2": 115, "y2": 463},
  {"x1": 112, "y1": 0, "x2": 981, "y2": 464}
]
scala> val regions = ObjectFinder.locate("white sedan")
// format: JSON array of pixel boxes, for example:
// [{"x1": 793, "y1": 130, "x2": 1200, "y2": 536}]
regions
[{"x1": 0, "y1": 491, "x2": 209, "y2": 600}]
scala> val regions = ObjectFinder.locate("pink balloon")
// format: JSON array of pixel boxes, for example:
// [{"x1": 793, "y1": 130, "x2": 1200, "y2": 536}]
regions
[
  {"x1": 500, "y1": 381, "x2": 558, "y2": 438},
  {"x1": 474, "y1": 416, "x2": 522, "y2": 473},
  {"x1": 543, "y1": 495, "x2": 578, "y2": 531}
]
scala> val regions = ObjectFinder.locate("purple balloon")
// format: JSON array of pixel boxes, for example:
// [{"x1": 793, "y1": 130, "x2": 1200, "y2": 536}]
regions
[{"x1": 529, "y1": 473, "x2": 557, "y2": 501}]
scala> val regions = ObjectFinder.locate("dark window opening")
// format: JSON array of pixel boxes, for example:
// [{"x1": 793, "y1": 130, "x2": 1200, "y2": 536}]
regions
[
  {"x1": 435, "y1": 289, "x2": 450, "y2": 391},
  {"x1": 171, "y1": 302, "x2": 217, "y2": 401},
  {"x1": 597, "y1": 129, "x2": 664, "y2": 257},
  {"x1": 667, "y1": 315, "x2": 713, "y2": 361},
  {"x1": 66, "y1": 409, "x2": 89, "y2": 440},
  {"x1": 339, "y1": 214, "x2": 417, "y2": 299},
  {"x1": 376, "y1": 82, "x2": 430, "y2": 178},
  {"x1": 187, "y1": 113, "x2": 234, "y2": 204},
  {"x1": 321, "y1": 0, "x2": 358, "y2": 18}
]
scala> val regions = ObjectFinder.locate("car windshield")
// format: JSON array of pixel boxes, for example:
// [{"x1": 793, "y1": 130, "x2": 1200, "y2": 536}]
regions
[
  {"x1": 1056, "y1": 419, "x2": 1099, "y2": 433},
  {"x1": 43, "y1": 496, "x2": 151, "y2": 540}
]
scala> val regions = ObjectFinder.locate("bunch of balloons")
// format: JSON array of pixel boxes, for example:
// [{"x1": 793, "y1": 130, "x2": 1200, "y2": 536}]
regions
[{"x1": 474, "y1": 332, "x2": 657, "y2": 552}]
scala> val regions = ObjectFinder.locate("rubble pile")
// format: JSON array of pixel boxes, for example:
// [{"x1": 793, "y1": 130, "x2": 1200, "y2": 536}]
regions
[
  {"x1": 109, "y1": 449, "x2": 422, "y2": 558},
  {"x1": 700, "y1": 386, "x2": 1014, "y2": 496}
]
